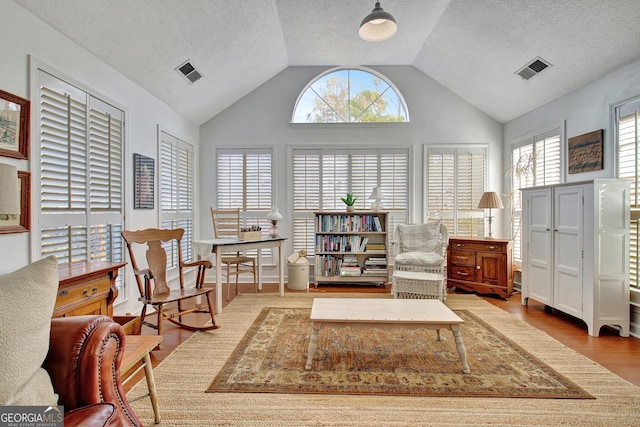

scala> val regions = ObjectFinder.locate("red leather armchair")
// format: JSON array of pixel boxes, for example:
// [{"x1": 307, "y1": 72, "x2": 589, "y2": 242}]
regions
[{"x1": 44, "y1": 315, "x2": 141, "y2": 427}]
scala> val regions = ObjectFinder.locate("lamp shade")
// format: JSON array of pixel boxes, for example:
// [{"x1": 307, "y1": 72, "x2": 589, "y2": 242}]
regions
[
  {"x1": 266, "y1": 207, "x2": 282, "y2": 222},
  {"x1": 0, "y1": 164, "x2": 20, "y2": 215},
  {"x1": 359, "y1": 1, "x2": 397, "y2": 42},
  {"x1": 477, "y1": 191, "x2": 504, "y2": 209},
  {"x1": 368, "y1": 187, "x2": 384, "y2": 200}
]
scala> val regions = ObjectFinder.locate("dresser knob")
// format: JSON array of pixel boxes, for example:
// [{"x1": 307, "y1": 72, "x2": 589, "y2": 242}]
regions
[{"x1": 476, "y1": 266, "x2": 480, "y2": 269}]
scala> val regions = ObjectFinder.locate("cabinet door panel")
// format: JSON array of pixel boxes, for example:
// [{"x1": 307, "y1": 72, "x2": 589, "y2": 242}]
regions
[
  {"x1": 524, "y1": 189, "x2": 553, "y2": 304},
  {"x1": 553, "y1": 187, "x2": 583, "y2": 318},
  {"x1": 477, "y1": 252, "x2": 503, "y2": 286}
]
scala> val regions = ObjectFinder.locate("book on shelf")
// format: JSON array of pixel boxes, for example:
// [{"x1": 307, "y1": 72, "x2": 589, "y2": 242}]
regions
[
  {"x1": 366, "y1": 243, "x2": 386, "y2": 250},
  {"x1": 339, "y1": 266, "x2": 362, "y2": 276},
  {"x1": 361, "y1": 269, "x2": 388, "y2": 276},
  {"x1": 316, "y1": 213, "x2": 385, "y2": 233}
]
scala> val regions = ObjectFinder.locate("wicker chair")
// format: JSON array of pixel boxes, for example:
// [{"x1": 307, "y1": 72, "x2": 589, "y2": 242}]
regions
[{"x1": 392, "y1": 222, "x2": 448, "y2": 300}]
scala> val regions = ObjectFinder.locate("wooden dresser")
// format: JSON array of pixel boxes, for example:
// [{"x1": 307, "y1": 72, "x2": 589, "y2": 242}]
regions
[
  {"x1": 54, "y1": 261, "x2": 125, "y2": 318},
  {"x1": 54, "y1": 261, "x2": 140, "y2": 334},
  {"x1": 447, "y1": 237, "x2": 513, "y2": 299}
]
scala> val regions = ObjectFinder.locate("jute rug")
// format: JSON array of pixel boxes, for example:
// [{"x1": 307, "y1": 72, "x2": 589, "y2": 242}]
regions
[
  {"x1": 207, "y1": 307, "x2": 591, "y2": 399},
  {"x1": 127, "y1": 293, "x2": 640, "y2": 426}
]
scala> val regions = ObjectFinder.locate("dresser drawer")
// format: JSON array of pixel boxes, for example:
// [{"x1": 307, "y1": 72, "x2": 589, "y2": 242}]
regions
[
  {"x1": 450, "y1": 266, "x2": 477, "y2": 281},
  {"x1": 449, "y1": 250, "x2": 475, "y2": 266},
  {"x1": 55, "y1": 277, "x2": 112, "y2": 315},
  {"x1": 449, "y1": 241, "x2": 504, "y2": 252}
]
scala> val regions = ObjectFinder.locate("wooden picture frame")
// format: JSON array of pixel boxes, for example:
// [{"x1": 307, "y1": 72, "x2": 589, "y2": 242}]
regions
[
  {"x1": 568, "y1": 129, "x2": 604, "y2": 174},
  {"x1": 133, "y1": 153, "x2": 155, "y2": 209},
  {"x1": 0, "y1": 171, "x2": 30, "y2": 234},
  {"x1": 0, "y1": 89, "x2": 29, "y2": 160}
]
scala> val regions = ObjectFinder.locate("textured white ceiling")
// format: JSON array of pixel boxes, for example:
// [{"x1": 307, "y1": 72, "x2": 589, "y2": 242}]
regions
[{"x1": 14, "y1": 0, "x2": 640, "y2": 125}]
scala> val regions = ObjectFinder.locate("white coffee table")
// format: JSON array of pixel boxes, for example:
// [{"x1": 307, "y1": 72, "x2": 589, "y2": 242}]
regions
[{"x1": 304, "y1": 298, "x2": 471, "y2": 374}]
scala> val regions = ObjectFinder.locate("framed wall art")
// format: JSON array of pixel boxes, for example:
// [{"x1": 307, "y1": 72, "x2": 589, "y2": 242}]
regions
[
  {"x1": 0, "y1": 171, "x2": 30, "y2": 234},
  {"x1": 568, "y1": 129, "x2": 604, "y2": 174},
  {"x1": 134, "y1": 153, "x2": 155, "y2": 209},
  {"x1": 0, "y1": 89, "x2": 29, "y2": 160}
]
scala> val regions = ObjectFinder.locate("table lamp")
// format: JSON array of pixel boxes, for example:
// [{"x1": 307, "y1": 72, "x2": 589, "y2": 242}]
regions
[
  {"x1": 477, "y1": 191, "x2": 503, "y2": 237},
  {"x1": 368, "y1": 187, "x2": 384, "y2": 211},
  {"x1": 266, "y1": 207, "x2": 283, "y2": 238}
]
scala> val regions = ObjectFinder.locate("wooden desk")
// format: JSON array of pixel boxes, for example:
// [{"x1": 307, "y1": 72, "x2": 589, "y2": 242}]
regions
[
  {"x1": 194, "y1": 237, "x2": 287, "y2": 314},
  {"x1": 55, "y1": 261, "x2": 126, "y2": 318},
  {"x1": 122, "y1": 335, "x2": 163, "y2": 424}
]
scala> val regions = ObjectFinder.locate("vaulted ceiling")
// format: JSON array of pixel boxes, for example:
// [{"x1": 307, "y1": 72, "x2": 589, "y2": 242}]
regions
[{"x1": 15, "y1": 0, "x2": 640, "y2": 125}]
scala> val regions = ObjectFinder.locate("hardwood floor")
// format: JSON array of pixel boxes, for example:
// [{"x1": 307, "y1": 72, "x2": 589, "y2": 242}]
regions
[{"x1": 123, "y1": 283, "x2": 640, "y2": 393}]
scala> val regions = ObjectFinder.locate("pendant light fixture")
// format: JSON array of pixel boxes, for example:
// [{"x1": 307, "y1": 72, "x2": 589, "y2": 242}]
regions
[{"x1": 359, "y1": 1, "x2": 397, "y2": 42}]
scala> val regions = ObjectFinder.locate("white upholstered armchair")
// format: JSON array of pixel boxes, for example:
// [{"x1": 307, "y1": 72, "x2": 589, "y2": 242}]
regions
[{"x1": 393, "y1": 222, "x2": 448, "y2": 276}]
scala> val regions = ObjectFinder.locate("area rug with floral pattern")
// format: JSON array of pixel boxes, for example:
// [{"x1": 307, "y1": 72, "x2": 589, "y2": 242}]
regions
[{"x1": 206, "y1": 306, "x2": 593, "y2": 398}]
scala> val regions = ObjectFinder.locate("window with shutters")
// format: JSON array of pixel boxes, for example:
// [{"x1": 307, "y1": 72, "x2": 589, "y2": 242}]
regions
[
  {"x1": 216, "y1": 149, "x2": 273, "y2": 258},
  {"x1": 509, "y1": 130, "x2": 561, "y2": 261},
  {"x1": 37, "y1": 70, "x2": 125, "y2": 298},
  {"x1": 616, "y1": 97, "x2": 640, "y2": 289},
  {"x1": 292, "y1": 67, "x2": 408, "y2": 123},
  {"x1": 426, "y1": 147, "x2": 487, "y2": 237},
  {"x1": 160, "y1": 131, "x2": 194, "y2": 265},
  {"x1": 292, "y1": 148, "x2": 408, "y2": 256}
]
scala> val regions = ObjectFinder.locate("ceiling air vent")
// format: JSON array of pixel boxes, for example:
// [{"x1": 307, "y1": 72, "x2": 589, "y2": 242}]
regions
[
  {"x1": 176, "y1": 60, "x2": 203, "y2": 84},
  {"x1": 515, "y1": 57, "x2": 552, "y2": 80}
]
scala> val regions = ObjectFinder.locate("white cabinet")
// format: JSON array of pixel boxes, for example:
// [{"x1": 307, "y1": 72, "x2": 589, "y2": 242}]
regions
[{"x1": 521, "y1": 179, "x2": 630, "y2": 337}]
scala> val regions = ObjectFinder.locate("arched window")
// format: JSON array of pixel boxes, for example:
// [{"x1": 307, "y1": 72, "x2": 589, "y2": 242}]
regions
[{"x1": 292, "y1": 67, "x2": 409, "y2": 123}]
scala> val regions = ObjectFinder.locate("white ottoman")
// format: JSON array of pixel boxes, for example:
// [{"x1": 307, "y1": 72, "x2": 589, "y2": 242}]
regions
[{"x1": 392, "y1": 270, "x2": 445, "y2": 301}]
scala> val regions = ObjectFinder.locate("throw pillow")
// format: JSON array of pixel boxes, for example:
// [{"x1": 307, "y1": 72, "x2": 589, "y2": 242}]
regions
[{"x1": 0, "y1": 256, "x2": 59, "y2": 406}]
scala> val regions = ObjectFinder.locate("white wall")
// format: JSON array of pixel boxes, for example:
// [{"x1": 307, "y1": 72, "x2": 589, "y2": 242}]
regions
[
  {"x1": 504, "y1": 59, "x2": 640, "y2": 183},
  {"x1": 0, "y1": 2, "x2": 199, "y2": 307},
  {"x1": 199, "y1": 65, "x2": 503, "y2": 277}
]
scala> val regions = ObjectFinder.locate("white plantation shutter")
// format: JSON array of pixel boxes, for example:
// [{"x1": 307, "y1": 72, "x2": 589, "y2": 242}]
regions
[
  {"x1": 292, "y1": 152, "x2": 320, "y2": 254},
  {"x1": 616, "y1": 98, "x2": 640, "y2": 288},
  {"x1": 216, "y1": 149, "x2": 273, "y2": 257},
  {"x1": 292, "y1": 148, "x2": 408, "y2": 255},
  {"x1": 456, "y1": 150, "x2": 485, "y2": 236},
  {"x1": 321, "y1": 153, "x2": 349, "y2": 209},
  {"x1": 427, "y1": 151, "x2": 455, "y2": 233},
  {"x1": 216, "y1": 152, "x2": 244, "y2": 208},
  {"x1": 351, "y1": 151, "x2": 379, "y2": 210},
  {"x1": 160, "y1": 131, "x2": 194, "y2": 264},
  {"x1": 426, "y1": 147, "x2": 486, "y2": 237},
  {"x1": 510, "y1": 130, "x2": 560, "y2": 260},
  {"x1": 380, "y1": 150, "x2": 408, "y2": 236},
  {"x1": 245, "y1": 153, "x2": 273, "y2": 211},
  {"x1": 38, "y1": 71, "x2": 124, "y2": 268}
]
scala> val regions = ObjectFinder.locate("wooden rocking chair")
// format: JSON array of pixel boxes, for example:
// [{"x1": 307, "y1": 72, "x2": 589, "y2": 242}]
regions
[{"x1": 121, "y1": 228, "x2": 219, "y2": 337}]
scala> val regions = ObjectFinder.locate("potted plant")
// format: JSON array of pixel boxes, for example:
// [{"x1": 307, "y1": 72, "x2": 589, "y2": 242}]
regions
[{"x1": 341, "y1": 193, "x2": 357, "y2": 212}]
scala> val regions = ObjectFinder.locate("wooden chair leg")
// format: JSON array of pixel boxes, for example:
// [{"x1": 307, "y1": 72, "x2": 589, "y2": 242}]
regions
[
  {"x1": 252, "y1": 260, "x2": 257, "y2": 293},
  {"x1": 206, "y1": 292, "x2": 217, "y2": 328},
  {"x1": 140, "y1": 305, "x2": 148, "y2": 325},
  {"x1": 235, "y1": 265, "x2": 240, "y2": 297},
  {"x1": 156, "y1": 304, "x2": 163, "y2": 337},
  {"x1": 226, "y1": 263, "x2": 232, "y2": 302}
]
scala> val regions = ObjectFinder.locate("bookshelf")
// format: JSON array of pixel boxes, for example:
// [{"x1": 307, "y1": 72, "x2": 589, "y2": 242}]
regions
[{"x1": 314, "y1": 211, "x2": 389, "y2": 287}]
